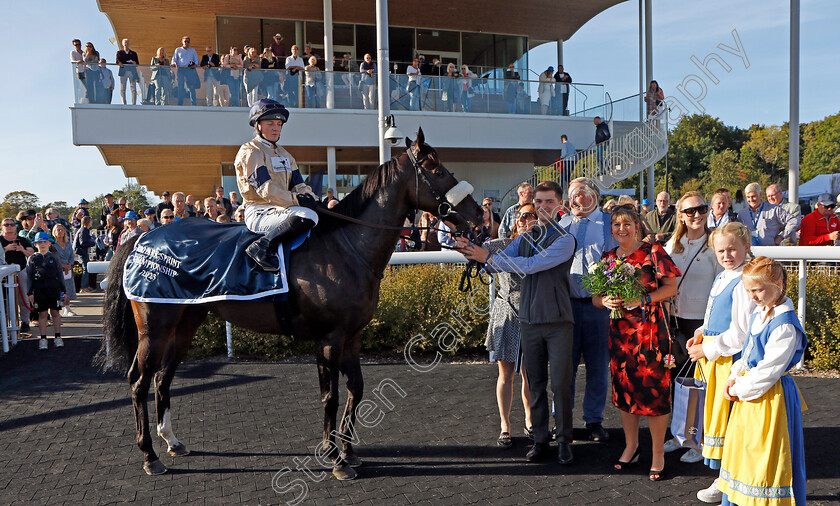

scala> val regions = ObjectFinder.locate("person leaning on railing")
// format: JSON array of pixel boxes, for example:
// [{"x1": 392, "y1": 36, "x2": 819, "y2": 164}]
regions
[
  {"x1": 116, "y1": 38, "x2": 140, "y2": 105},
  {"x1": 359, "y1": 53, "x2": 376, "y2": 110},
  {"x1": 799, "y1": 192, "x2": 840, "y2": 246},
  {"x1": 221, "y1": 47, "x2": 243, "y2": 107}
]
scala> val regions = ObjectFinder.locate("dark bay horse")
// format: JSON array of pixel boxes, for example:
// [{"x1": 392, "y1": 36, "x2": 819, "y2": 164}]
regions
[{"x1": 99, "y1": 129, "x2": 483, "y2": 480}]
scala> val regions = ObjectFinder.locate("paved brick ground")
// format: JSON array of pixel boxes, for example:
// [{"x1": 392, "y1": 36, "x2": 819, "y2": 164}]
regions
[{"x1": 1, "y1": 314, "x2": 839, "y2": 504}]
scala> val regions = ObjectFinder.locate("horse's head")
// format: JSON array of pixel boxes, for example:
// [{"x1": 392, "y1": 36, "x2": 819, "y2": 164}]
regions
[{"x1": 403, "y1": 127, "x2": 484, "y2": 235}]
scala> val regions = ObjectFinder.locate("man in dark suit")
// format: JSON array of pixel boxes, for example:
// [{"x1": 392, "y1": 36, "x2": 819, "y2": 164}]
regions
[
  {"x1": 457, "y1": 181, "x2": 577, "y2": 465},
  {"x1": 99, "y1": 193, "x2": 115, "y2": 229},
  {"x1": 201, "y1": 46, "x2": 222, "y2": 106},
  {"x1": 553, "y1": 65, "x2": 572, "y2": 115},
  {"x1": 215, "y1": 186, "x2": 233, "y2": 216}
]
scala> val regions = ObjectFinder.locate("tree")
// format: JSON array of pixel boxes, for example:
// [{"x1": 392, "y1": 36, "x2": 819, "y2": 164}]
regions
[
  {"x1": 655, "y1": 114, "x2": 747, "y2": 195},
  {"x1": 801, "y1": 112, "x2": 840, "y2": 181},
  {"x1": 0, "y1": 191, "x2": 40, "y2": 220},
  {"x1": 738, "y1": 124, "x2": 789, "y2": 184}
]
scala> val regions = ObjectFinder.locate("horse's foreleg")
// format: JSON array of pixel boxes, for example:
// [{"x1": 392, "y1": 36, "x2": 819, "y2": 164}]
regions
[
  {"x1": 338, "y1": 352, "x2": 364, "y2": 468},
  {"x1": 129, "y1": 337, "x2": 167, "y2": 475},
  {"x1": 153, "y1": 309, "x2": 204, "y2": 458},
  {"x1": 316, "y1": 342, "x2": 355, "y2": 480}
]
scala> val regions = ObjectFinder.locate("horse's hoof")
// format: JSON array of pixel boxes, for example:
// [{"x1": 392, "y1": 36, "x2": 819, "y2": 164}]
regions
[
  {"x1": 143, "y1": 459, "x2": 168, "y2": 475},
  {"x1": 168, "y1": 443, "x2": 190, "y2": 457},
  {"x1": 332, "y1": 464, "x2": 357, "y2": 481},
  {"x1": 340, "y1": 452, "x2": 362, "y2": 468}
]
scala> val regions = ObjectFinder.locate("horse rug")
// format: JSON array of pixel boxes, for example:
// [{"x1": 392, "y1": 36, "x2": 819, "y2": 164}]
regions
[{"x1": 123, "y1": 218, "x2": 303, "y2": 304}]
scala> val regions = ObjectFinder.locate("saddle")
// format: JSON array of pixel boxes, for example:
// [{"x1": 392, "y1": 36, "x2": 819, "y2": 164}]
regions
[{"x1": 123, "y1": 218, "x2": 304, "y2": 304}]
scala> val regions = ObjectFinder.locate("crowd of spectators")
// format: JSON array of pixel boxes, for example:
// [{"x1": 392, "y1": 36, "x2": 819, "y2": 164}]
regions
[
  {"x1": 1, "y1": 186, "x2": 246, "y2": 336},
  {"x1": 71, "y1": 37, "x2": 579, "y2": 114}
]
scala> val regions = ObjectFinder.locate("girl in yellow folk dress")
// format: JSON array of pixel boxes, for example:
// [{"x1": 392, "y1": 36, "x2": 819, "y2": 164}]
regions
[
  {"x1": 686, "y1": 223, "x2": 755, "y2": 503},
  {"x1": 718, "y1": 257, "x2": 807, "y2": 506}
]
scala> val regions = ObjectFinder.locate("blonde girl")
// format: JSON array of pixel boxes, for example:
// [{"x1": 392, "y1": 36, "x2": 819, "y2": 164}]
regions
[
  {"x1": 685, "y1": 222, "x2": 754, "y2": 502},
  {"x1": 717, "y1": 257, "x2": 807, "y2": 506}
]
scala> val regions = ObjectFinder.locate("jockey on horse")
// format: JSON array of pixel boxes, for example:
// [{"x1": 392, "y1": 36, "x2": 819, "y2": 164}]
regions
[{"x1": 236, "y1": 99, "x2": 321, "y2": 271}]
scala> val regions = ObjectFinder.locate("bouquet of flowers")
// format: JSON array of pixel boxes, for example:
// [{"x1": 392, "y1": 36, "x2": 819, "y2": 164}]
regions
[{"x1": 581, "y1": 258, "x2": 646, "y2": 319}]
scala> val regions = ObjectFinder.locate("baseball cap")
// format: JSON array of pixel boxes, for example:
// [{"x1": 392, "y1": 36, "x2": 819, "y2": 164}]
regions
[
  {"x1": 105, "y1": 193, "x2": 113, "y2": 198},
  {"x1": 641, "y1": 199, "x2": 651, "y2": 205},
  {"x1": 274, "y1": 33, "x2": 282, "y2": 39},
  {"x1": 547, "y1": 66, "x2": 554, "y2": 72},
  {"x1": 33, "y1": 232, "x2": 51, "y2": 243},
  {"x1": 124, "y1": 211, "x2": 138, "y2": 220},
  {"x1": 162, "y1": 191, "x2": 170, "y2": 196},
  {"x1": 79, "y1": 199, "x2": 89, "y2": 205},
  {"x1": 25, "y1": 209, "x2": 37, "y2": 217},
  {"x1": 817, "y1": 193, "x2": 834, "y2": 206},
  {"x1": 144, "y1": 208, "x2": 155, "y2": 215}
]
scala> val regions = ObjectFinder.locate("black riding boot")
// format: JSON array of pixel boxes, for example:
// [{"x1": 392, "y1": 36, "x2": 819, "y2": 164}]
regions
[{"x1": 246, "y1": 216, "x2": 316, "y2": 272}]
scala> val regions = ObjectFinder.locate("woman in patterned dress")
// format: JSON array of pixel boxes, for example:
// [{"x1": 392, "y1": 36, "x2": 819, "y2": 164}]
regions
[
  {"x1": 484, "y1": 203, "x2": 537, "y2": 448},
  {"x1": 593, "y1": 205, "x2": 680, "y2": 480}
]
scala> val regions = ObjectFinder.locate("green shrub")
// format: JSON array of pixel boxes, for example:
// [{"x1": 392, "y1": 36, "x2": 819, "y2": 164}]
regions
[
  {"x1": 188, "y1": 264, "x2": 490, "y2": 360},
  {"x1": 786, "y1": 268, "x2": 840, "y2": 371}
]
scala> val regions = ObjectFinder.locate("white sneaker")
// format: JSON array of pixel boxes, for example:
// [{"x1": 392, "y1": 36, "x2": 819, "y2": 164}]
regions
[
  {"x1": 64, "y1": 309, "x2": 77, "y2": 317},
  {"x1": 697, "y1": 478, "x2": 723, "y2": 503},
  {"x1": 681, "y1": 447, "x2": 704, "y2": 463},
  {"x1": 39, "y1": 338, "x2": 48, "y2": 350},
  {"x1": 663, "y1": 437, "x2": 682, "y2": 453},
  {"x1": 54, "y1": 337, "x2": 64, "y2": 348}
]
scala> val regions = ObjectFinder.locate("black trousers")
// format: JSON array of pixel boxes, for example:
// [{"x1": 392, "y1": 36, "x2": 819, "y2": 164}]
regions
[{"x1": 520, "y1": 322, "x2": 574, "y2": 444}]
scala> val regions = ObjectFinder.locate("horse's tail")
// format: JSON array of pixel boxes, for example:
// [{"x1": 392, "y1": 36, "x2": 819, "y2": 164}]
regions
[{"x1": 95, "y1": 234, "x2": 140, "y2": 373}]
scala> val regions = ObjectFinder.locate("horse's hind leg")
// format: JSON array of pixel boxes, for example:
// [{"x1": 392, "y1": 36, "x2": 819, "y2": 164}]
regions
[
  {"x1": 129, "y1": 331, "x2": 167, "y2": 475},
  {"x1": 154, "y1": 307, "x2": 206, "y2": 457},
  {"x1": 316, "y1": 337, "x2": 355, "y2": 481},
  {"x1": 338, "y1": 348, "x2": 364, "y2": 468}
]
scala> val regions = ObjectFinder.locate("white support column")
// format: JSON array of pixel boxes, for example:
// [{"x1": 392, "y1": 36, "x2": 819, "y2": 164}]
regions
[
  {"x1": 327, "y1": 147, "x2": 337, "y2": 195},
  {"x1": 645, "y1": 0, "x2": 655, "y2": 203},
  {"x1": 375, "y1": 0, "x2": 391, "y2": 164},
  {"x1": 638, "y1": 0, "x2": 644, "y2": 122},
  {"x1": 789, "y1": 0, "x2": 800, "y2": 203},
  {"x1": 295, "y1": 22, "x2": 305, "y2": 108},
  {"x1": 323, "y1": 0, "x2": 335, "y2": 109}
]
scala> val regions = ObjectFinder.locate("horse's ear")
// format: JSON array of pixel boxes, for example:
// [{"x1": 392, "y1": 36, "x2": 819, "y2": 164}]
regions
[
  {"x1": 405, "y1": 137, "x2": 413, "y2": 149},
  {"x1": 416, "y1": 127, "x2": 425, "y2": 146}
]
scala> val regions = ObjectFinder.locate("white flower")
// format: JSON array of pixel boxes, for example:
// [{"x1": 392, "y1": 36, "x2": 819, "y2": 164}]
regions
[{"x1": 587, "y1": 263, "x2": 600, "y2": 274}]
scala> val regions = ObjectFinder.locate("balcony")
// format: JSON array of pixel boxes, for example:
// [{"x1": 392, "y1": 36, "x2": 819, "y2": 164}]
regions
[{"x1": 70, "y1": 63, "x2": 637, "y2": 196}]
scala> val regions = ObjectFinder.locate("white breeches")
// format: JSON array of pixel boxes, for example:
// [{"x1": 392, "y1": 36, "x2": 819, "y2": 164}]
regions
[{"x1": 244, "y1": 204, "x2": 319, "y2": 234}]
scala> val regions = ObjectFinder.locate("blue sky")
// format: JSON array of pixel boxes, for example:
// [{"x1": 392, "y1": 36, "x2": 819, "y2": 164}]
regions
[{"x1": 0, "y1": 0, "x2": 837, "y2": 205}]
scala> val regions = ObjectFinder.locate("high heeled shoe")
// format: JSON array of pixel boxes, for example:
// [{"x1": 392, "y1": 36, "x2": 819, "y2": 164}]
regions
[
  {"x1": 649, "y1": 465, "x2": 666, "y2": 481},
  {"x1": 613, "y1": 446, "x2": 641, "y2": 471}
]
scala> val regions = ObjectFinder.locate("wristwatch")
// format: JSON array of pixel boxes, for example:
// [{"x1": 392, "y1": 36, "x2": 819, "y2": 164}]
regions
[{"x1": 644, "y1": 294, "x2": 652, "y2": 305}]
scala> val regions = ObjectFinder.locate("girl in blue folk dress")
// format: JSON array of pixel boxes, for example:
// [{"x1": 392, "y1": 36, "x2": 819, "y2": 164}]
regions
[
  {"x1": 718, "y1": 257, "x2": 807, "y2": 506},
  {"x1": 686, "y1": 223, "x2": 756, "y2": 503}
]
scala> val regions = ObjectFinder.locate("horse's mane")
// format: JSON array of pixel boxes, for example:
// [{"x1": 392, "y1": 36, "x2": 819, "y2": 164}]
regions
[{"x1": 315, "y1": 157, "x2": 403, "y2": 232}]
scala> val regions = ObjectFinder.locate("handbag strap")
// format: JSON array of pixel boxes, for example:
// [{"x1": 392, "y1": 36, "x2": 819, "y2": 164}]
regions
[{"x1": 676, "y1": 240, "x2": 706, "y2": 291}]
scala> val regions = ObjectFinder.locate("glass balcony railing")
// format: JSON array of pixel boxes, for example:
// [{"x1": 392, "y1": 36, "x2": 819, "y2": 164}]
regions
[{"x1": 71, "y1": 63, "x2": 604, "y2": 117}]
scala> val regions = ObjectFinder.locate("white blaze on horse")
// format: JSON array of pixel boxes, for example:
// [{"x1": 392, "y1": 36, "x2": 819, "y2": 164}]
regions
[{"x1": 98, "y1": 128, "x2": 483, "y2": 480}]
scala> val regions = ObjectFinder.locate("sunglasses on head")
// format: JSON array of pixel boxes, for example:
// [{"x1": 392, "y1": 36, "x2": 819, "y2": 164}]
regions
[{"x1": 680, "y1": 204, "x2": 709, "y2": 217}]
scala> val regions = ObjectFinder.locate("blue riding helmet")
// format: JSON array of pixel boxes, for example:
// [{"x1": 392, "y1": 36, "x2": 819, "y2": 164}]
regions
[
  {"x1": 249, "y1": 99, "x2": 290, "y2": 127},
  {"x1": 33, "y1": 232, "x2": 51, "y2": 243},
  {"x1": 124, "y1": 211, "x2": 138, "y2": 220}
]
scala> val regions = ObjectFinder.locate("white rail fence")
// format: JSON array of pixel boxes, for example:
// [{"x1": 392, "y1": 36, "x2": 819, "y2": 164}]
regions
[{"x1": 4, "y1": 248, "x2": 839, "y2": 359}]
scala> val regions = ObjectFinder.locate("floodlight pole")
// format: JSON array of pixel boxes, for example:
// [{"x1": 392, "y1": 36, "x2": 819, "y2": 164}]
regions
[
  {"x1": 376, "y1": 0, "x2": 391, "y2": 164},
  {"x1": 789, "y1": 0, "x2": 800, "y2": 203},
  {"x1": 645, "y1": 0, "x2": 654, "y2": 204}
]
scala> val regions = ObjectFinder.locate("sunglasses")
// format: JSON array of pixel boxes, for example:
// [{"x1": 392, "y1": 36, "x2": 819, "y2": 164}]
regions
[
  {"x1": 2, "y1": 223, "x2": 15, "y2": 227},
  {"x1": 161, "y1": 216, "x2": 174, "y2": 220},
  {"x1": 516, "y1": 212, "x2": 537, "y2": 219},
  {"x1": 680, "y1": 204, "x2": 709, "y2": 217},
  {"x1": 823, "y1": 203, "x2": 837, "y2": 209}
]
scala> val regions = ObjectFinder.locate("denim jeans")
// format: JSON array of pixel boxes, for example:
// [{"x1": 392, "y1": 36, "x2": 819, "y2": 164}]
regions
[
  {"x1": 305, "y1": 85, "x2": 320, "y2": 108},
  {"x1": 408, "y1": 82, "x2": 420, "y2": 110},
  {"x1": 570, "y1": 300, "x2": 610, "y2": 424},
  {"x1": 460, "y1": 89, "x2": 471, "y2": 112},
  {"x1": 176, "y1": 68, "x2": 197, "y2": 105},
  {"x1": 81, "y1": 260, "x2": 90, "y2": 290}
]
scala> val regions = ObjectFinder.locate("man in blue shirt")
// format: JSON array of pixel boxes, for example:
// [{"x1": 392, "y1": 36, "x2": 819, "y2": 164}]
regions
[
  {"x1": 559, "y1": 177, "x2": 616, "y2": 443},
  {"x1": 458, "y1": 181, "x2": 577, "y2": 465},
  {"x1": 172, "y1": 36, "x2": 199, "y2": 106}
]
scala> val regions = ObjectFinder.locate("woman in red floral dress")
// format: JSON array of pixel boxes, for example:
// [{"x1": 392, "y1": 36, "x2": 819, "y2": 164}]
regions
[{"x1": 594, "y1": 205, "x2": 680, "y2": 481}]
